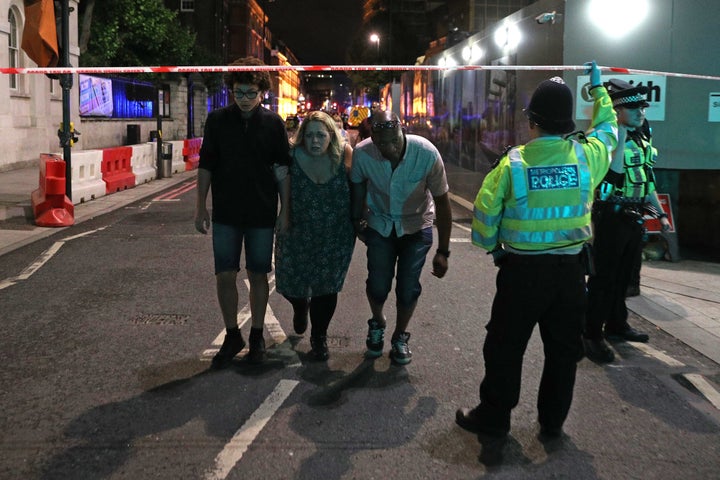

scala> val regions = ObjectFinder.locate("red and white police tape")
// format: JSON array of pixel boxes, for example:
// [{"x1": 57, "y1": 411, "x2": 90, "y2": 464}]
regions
[{"x1": 1, "y1": 64, "x2": 719, "y2": 81}]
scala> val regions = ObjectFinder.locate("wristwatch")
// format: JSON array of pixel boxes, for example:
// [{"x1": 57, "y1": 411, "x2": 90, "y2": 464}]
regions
[{"x1": 436, "y1": 248, "x2": 450, "y2": 258}]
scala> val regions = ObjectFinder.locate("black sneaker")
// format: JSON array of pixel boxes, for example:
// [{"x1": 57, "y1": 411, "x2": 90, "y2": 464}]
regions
[
  {"x1": 309, "y1": 335, "x2": 329, "y2": 361},
  {"x1": 247, "y1": 328, "x2": 266, "y2": 364},
  {"x1": 389, "y1": 332, "x2": 412, "y2": 365},
  {"x1": 211, "y1": 332, "x2": 245, "y2": 370},
  {"x1": 365, "y1": 319, "x2": 385, "y2": 358},
  {"x1": 605, "y1": 326, "x2": 649, "y2": 343},
  {"x1": 455, "y1": 407, "x2": 484, "y2": 434},
  {"x1": 582, "y1": 337, "x2": 615, "y2": 363}
]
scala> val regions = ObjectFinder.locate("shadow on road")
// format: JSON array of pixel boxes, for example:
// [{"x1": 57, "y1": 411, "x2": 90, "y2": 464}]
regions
[{"x1": 288, "y1": 357, "x2": 438, "y2": 480}]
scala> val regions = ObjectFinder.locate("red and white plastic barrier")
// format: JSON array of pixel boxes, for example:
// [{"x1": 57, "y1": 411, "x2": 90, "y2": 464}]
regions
[
  {"x1": 130, "y1": 143, "x2": 157, "y2": 185},
  {"x1": 31, "y1": 154, "x2": 74, "y2": 227},
  {"x1": 101, "y1": 146, "x2": 136, "y2": 193},
  {"x1": 182, "y1": 137, "x2": 202, "y2": 171},
  {"x1": 62, "y1": 149, "x2": 106, "y2": 204},
  {"x1": 168, "y1": 140, "x2": 187, "y2": 174}
]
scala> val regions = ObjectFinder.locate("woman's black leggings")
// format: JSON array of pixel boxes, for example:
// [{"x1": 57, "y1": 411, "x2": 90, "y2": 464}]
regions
[{"x1": 284, "y1": 293, "x2": 338, "y2": 337}]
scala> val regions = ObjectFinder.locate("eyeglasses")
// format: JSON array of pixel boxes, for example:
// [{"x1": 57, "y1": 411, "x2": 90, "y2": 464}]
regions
[
  {"x1": 371, "y1": 120, "x2": 400, "y2": 131},
  {"x1": 233, "y1": 90, "x2": 259, "y2": 99}
]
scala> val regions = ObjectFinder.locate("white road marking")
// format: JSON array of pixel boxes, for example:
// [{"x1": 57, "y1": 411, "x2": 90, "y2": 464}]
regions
[
  {"x1": 204, "y1": 379, "x2": 299, "y2": 480},
  {"x1": 448, "y1": 191, "x2": 474, "y2": 211},
  {"x1": 265, "y1": 310, "x2": 287, "y2": 345},
  {"x1": 62, "y1": 227, "x2": 106, "y2": 242},
  {"x1": 449, "y1": 221, "x2": 471, "y2": 243},
  {"x1": 15, "y1": 241, "x2": 64, "y2": 281},
  {"x1": 453, "y1": 221, "x2": 471, "y2": 232},
  {"x1": 682, "y1": 373, "x2": 720, "y2": 410},
  {"x1": 629, "y1": 341, "x2": 686, "y2": 367},
  {"x1": 0, "y1": 227, "x2": 106, "y2": 290}
]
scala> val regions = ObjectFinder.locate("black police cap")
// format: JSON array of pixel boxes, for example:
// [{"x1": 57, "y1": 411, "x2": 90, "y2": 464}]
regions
[{"x1": 605, "y1": 78, "x2": 649, "y2": 109}]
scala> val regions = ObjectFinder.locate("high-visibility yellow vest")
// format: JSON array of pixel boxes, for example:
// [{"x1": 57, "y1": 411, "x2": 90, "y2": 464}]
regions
[
  {"x1": 472, "y1": 142, "x2": 594, "y2": 251},
  {"x1": 618, "y1": 136, "x2": 658, "y2": 199},
  {"x1": 472, "y1": 85, "x2": 617, "y2": 252}
]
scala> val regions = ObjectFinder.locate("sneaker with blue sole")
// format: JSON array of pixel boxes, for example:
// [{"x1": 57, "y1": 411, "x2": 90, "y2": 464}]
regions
[
  {"x1": 390, "y1": 332, "x2": 412, "y2": 365},
  {"x1": 365, "y1": 319, "x2": 385, "y2": 358}
]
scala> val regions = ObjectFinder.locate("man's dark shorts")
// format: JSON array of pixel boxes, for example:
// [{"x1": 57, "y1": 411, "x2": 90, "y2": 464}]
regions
[{"x1": 212, "y1": 223, "x2": 273, "y2": 274}]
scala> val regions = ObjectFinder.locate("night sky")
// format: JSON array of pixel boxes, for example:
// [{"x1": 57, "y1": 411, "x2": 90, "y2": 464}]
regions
[{"x1": 265, "y1": 0, "x2": 364, "y2": 65}]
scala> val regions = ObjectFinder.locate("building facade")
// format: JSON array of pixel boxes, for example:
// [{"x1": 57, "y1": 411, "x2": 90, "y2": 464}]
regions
[
  {"x1": 1, "y1": 0, "x2": 302, "y2": 171},
  {"x1": 402, "y1": 0, "x2": 720, "y2": 257},
  {"x1": 1, "y1": 0, "x2": 80, "y2": 171},
  {"x1": 169, "y1": 0, "x2": 301, "y2": 120}
]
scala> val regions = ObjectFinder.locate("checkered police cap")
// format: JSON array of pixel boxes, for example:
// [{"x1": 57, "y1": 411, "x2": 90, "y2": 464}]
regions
[{"x1": 605, "y1": 78, "x2": 650, "y2": 109}]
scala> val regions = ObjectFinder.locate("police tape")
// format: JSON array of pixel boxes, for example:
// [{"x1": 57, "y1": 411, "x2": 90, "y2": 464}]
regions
[{"x1": 1, "y1": 64, "x2": 719, "y2": 81}]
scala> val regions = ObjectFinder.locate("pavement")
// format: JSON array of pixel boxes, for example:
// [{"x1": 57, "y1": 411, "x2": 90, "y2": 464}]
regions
[
  {"x1": 1, "y1": 163, "x2": 720, "y2": 366},
  {"x1": 0, "y1": 164, "x2": 195, "y2": 257}
]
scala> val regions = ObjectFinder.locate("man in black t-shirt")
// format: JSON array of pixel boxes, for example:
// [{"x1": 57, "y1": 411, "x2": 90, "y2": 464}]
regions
[{"x1": 195, "y1": 57, "x2": 291, "y2": 368}]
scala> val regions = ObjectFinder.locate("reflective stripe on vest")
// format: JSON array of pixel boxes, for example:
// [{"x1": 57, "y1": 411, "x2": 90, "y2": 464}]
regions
[{"x1": 501, "y1": 145, "x2": 593, "y2": 245}]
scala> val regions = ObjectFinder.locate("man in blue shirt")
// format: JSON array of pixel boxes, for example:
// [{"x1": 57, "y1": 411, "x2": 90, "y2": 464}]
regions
[{"x1": 350, "y1": 111, "x2": 452, "y2": 365}]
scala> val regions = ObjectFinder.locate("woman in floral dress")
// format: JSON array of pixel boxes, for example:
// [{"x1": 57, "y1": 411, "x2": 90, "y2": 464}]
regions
[{"x1": 275, "y1": 111, "x2": 355, "y2": 360}]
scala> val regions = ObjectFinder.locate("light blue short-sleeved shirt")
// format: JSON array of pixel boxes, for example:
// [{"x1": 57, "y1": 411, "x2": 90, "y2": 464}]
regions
[{"x1": 350, "y1": 134, "x2": 449, "y2": 237}]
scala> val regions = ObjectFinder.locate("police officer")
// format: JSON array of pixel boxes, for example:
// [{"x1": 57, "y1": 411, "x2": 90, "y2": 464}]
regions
[
  {"x1": 455, "y1": 62, "x2": 618, "y2": 461},
  {"x1": 583, "y1": 79, "x2": 671, "y2": 363}
]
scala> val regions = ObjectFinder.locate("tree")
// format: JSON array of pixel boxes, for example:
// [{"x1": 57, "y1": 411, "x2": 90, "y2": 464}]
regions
[
  {"x1": 78, "y1": 0, "x2": 222, "y2": 91},
  {"x1": 78, "y1": 0, "x2": 95, "y2": 55},
  {"x1": 80, "y1": 0, "x2": 193, "y2": 67}
]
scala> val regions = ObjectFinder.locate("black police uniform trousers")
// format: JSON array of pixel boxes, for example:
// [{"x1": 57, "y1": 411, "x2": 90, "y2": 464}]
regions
[
  {"x1": 474, "y1": 254, "x2": 586, "y2": 435},
  {"x1": 585, "y1": 205, "x2": 644, "y2": 338}
]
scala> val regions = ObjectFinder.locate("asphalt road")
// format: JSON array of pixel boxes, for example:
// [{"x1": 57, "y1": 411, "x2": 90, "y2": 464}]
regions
[{"x1": 1, "y1": 179, "x2": 719, "y2": 479}]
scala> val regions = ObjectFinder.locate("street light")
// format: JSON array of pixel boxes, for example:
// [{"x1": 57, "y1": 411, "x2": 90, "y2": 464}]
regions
[
  {"x1": 589, "y1": 0, "x2": 649, "y2": 38},
  {"x1": 369, "y1": 33, "x2": 380, "y2": 60}
]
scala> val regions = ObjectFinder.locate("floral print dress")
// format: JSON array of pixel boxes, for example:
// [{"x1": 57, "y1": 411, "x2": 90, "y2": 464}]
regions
[{"x1": 275, "y1": 156, "x2": 355, "y2": 298}]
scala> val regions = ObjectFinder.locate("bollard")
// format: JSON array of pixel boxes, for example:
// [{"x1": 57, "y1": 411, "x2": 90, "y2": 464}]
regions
[{"x1": 161, "y1": 142, "x2": 173, "y2": 178}]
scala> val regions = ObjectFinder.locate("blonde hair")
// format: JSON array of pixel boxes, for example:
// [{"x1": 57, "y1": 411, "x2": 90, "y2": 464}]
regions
[{"x1": 291, "y1": 111, "x2": 344, "y2": 168}]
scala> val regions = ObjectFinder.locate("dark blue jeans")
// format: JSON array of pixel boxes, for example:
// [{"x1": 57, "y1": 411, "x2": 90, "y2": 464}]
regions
[{"x1": 364, "y1": 227, "x2": 433, "y2": 308}]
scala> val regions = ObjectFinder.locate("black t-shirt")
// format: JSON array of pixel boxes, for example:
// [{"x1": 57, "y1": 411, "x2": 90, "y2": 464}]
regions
[{"x1": 199, "y1": 104, "x2": 291, "y2": 227}]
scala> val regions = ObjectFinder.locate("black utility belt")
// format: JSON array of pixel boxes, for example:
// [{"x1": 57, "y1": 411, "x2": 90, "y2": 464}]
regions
[
  {"x1": 596, "y1": 201, "x2": 643, "y2": 214},
  {"x1": 599, "y1": 197, "x2": 643, "y2": 207},
  {"x1": 504, "y1": 253, "x2": 582, "y2": 266}
]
